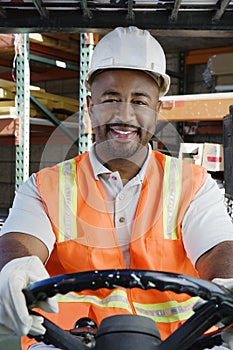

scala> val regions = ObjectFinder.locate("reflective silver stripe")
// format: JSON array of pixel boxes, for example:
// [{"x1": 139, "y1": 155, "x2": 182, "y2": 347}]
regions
[
  {"x1": 134, "y1": 297, "x2": 199, "y2": 323},
  {"x1": 56, "y1": 290, "x2": 133, "y2": 312},
  {"x1": 163, "y1": 156, "x2": 182, "y2": 239},
  {"x1": 58, "y1": 159, "x2": 77, "y2": 242},
  {"x1": 56, "y1": 292, "x2": 198, "y2": 324}
]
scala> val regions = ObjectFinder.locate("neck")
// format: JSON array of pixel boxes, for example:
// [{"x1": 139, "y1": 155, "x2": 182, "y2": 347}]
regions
[
  {"x1": 105, "y1": 159, "x2": 141, "y2": 182},
  {"x1": 96, "y1": 145, "x2": 149, "y2": 181}
]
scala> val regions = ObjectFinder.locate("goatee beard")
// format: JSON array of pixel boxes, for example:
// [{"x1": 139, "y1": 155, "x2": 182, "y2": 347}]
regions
[{"x1": 94, "y1": 139, "x2": 148, "y2": 168}]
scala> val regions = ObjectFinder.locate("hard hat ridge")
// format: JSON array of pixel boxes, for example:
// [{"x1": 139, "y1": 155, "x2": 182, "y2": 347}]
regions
[{"x1": 85, "y1": 26, "x2": 170, "y2": 96}]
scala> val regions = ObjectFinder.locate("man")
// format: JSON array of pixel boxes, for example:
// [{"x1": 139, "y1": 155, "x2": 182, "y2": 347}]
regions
[{"x1": 0, "y1": 26, "x2": 233, "y2": 350}]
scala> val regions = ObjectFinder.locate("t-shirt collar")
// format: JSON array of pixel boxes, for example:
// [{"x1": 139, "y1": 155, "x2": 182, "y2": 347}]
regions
[{"x1": 89, "y1": 143, "x2": 152, "y2": 182}]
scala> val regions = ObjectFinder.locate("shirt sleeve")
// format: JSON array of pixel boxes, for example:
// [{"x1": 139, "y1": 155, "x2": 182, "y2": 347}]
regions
[
  {"x1": 182, "y1": 173, "x2": 233, "y2": 266},
  {"x1": 0, "y1": 174, "x2": 56, "y2": 255}
]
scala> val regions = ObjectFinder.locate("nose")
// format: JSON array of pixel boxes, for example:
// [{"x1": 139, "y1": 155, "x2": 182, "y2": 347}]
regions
[{"x1": 116, "y1": 102, "x2": 136, "y2": 123}]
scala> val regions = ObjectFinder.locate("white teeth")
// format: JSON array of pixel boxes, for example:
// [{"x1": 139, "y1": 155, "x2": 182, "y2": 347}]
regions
[
  {"x1": 112, "y1": 129, "x2": 133, "y2": 135},
  {"x1": 116, "y1": 130, "x2": 131, "y2": 135}
]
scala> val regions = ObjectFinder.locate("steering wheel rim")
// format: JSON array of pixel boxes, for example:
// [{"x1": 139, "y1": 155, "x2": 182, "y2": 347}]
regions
[
  {"x1": 23, "y1": 269, "x2": 233, "y2": 350},
  {"x1": 24, "y1": 269, "x2": 233, "y2": 305}
]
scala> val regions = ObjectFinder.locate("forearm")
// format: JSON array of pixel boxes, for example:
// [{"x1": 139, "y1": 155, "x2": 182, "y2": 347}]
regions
[
  {"x1": 0, "y1": 233, "x2": 49, "y2": 270},
  {"x1": 196, "y1": 241, "x2": 233, "y2": 280}
]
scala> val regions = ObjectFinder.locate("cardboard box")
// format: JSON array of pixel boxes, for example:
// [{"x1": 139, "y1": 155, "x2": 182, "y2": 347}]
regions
[
  {"x1": 202, "y1": 143, "x2": 224, "y2": 172},
  {"x1": 179, "y1": 143, "x2": 203, "y2": 165},
  {"x1": 208, "y1": 53, "x2": 233, "y2": 76},
  {"x1": 179, "y1": 142, "x2": 224, "y2": 171},
  {"x1": 214, "y1": 74, "x2": 233, "y2": 92},
  {"x1": 215, "y1": 75, "x2": 233, "y2": 85},
  {"x1": 205, "y1": 52, "x2": 233, "y2": 91}
]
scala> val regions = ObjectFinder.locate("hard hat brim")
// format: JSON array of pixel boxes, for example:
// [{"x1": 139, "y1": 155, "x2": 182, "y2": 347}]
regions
[{"x1": 85, "y1": 67, "x2": 170, "y2": 97}]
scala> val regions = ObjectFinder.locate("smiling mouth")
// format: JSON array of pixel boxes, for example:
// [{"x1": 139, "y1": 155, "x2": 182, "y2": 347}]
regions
[{"x1": 108, "y1": 124, "x2": 140, "y2": 140}]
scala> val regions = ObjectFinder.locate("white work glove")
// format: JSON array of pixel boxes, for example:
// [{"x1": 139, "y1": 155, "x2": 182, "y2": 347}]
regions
[
  {"x1": 212, "y1": 278, "x2": 233, "y2": 350},
  {"x1": 0, "y1": 256, "x2": 58, "y2": 338},
  {"x1": 29, "y1": 344, "x2": 62, "y2": 349},
  {"x1": 212, "y1": 278, "x2": 233, "y2": 291}
]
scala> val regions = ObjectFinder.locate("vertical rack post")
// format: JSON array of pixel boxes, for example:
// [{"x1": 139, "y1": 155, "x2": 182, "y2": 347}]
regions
[
  {"x1": 78, "y1": 33, "x2": 95, "y2": 154},
  {"x1": 15, "y1": 34, "x2": 30, "y2": 189},
  {"x1": 178, "y1": 51, "x2": 186, "y2": 95}
]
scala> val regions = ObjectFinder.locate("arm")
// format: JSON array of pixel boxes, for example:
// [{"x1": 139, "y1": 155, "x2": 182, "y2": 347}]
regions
[
  {"x1": 0, "y1": 174, "x2": 55, "y2": 270},
  {"x1": 196, "y1": 241, "x2": 233, "y2": 280},
  {"x1": 0, "y1": 232, "x2": 49, "y2": 271},
  {"x1": 0, "y1": 175, "x2": 58, "y2": 338},
  {"x1": 195, "y1": 242, "x2": 233, "y2": 350},
  {"x1": 182, "y1": 174, "x2": 233, "y2": 280}
]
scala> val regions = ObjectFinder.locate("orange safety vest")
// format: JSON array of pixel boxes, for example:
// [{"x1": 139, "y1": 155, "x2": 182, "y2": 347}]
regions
[{"x1": 22, "y1": 150, "x2": 207, "y2": 349}]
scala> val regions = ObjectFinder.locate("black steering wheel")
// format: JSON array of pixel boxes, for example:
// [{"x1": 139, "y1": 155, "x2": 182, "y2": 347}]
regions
[{"x1": 23, "y1": 270, "x2": 233, "y2": 350}]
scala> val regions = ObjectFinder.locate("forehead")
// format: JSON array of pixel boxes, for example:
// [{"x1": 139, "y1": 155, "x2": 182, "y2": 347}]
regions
[{"x1": 90, "y1": 69, "x2": 160, "y2": 95}]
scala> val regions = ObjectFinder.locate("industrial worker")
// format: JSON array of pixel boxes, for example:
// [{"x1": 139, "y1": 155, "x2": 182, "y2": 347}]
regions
[{"x1": 1, "y1": 26, "x2": 233, "y2": 350}]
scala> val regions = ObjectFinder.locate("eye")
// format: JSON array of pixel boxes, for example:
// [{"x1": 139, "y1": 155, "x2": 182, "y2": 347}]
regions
[
  {"x1": 132, "y1": 100, "x2": 148, "y2": 106},
  {"x1": 102, "y1": 98, "x2": 120, "y2": 104}
]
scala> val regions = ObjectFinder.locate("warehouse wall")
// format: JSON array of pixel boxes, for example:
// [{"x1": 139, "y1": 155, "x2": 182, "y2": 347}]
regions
[{"x1": 186, "y1": 63, "x2": 211, "y2": 94}]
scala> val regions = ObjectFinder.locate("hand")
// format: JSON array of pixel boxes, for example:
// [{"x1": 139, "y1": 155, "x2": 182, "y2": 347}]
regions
[
  {"x1": 0, "y1": 256, "x2": 58, "y2": 338},
  {"x1": 29, "y1": 343, "x2": 62, "y2": 349},
  {"x1": 212, "y1": 278, "x2": 233, "y2": 291},
  {"x1": 221, "y1": 330, "x2": 233, "y2": 350},
  {"x1": 212, "y1": 278, "x2": 233, "y2": 350}
]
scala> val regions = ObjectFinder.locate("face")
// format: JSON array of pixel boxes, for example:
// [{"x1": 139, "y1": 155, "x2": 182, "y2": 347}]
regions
[{"x1": 87, "y1": 69, "x2": 161, "y2": 164}]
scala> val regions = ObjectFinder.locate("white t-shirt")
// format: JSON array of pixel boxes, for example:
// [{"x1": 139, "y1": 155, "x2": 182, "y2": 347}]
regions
[{"x1": 1, "y1": 145, "x2": 233, "y2": 268}]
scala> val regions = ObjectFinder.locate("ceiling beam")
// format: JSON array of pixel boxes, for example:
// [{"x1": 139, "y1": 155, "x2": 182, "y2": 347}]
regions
[{"x1": 0, "y1": 10, "x2": 233, "y2": 33}]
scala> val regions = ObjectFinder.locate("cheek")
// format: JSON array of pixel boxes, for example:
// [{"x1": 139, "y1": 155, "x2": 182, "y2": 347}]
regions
[
  {"x1": 90, "y1": 105, "x2": 115, "y2": 129},
  {"x1": 137, "y1": 112, "x2": 157, "y2": 134}
]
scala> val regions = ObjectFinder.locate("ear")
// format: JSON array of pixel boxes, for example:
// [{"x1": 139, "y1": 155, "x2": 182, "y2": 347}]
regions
[
  {"x1": 86, "y1": 95, "x2": 94, "y2": 119},
  {"x1": 155, "y1": 100, "x2": 162, "y2": 113}
]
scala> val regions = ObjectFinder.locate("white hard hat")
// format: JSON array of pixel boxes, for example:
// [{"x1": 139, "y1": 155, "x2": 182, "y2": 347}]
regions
[{"x1": 85, "y1": 26, "x2": 170, "y2": 97}]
